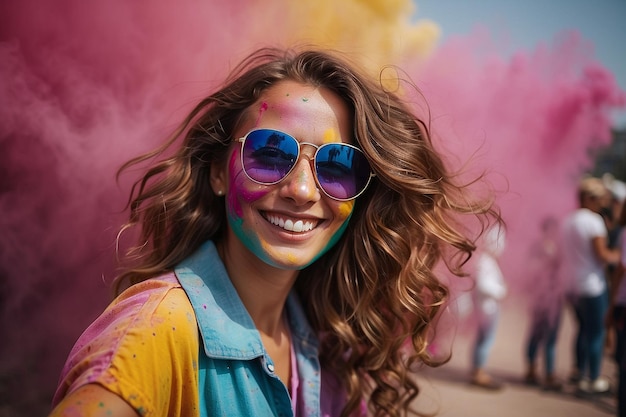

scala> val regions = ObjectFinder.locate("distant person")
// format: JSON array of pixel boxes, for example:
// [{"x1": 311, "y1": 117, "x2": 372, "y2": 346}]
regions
[
  {"x1": 470, "y1": 225, "x2": 507, "y2": 390},
  {"x1": 607, "y1": 202, "x2": 626, "y2": 416},
  {"x1": 602, "y1": 174, "x2": 626, "y2": 251},
  {"x1": 523, "y1": 216, "x2": 564, "y2": 391},
  {"x1": 604, "y1": 177, "x2": 626, "y2": 354},
  {"x1": 561, "y1": 177, "x2": 620, "y2": 394}
]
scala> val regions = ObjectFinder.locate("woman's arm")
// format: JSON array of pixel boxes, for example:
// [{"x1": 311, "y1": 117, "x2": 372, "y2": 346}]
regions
[
  {"x1": 592, "y1": 235, "x2": 620, "y2": 265},
  {"x1": 49, "y1": 384, "x2": 140, "y2": 417}
]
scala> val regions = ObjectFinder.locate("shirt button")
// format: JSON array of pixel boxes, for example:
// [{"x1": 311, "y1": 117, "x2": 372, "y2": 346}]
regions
[{"x1": 267, "y1": 363, "x2": 275, "y2": 373}]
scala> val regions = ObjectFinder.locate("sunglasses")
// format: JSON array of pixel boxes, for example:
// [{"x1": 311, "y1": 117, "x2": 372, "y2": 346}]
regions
[{"x1": 237, "y1": 128, "x2": 374, "y2": 201}]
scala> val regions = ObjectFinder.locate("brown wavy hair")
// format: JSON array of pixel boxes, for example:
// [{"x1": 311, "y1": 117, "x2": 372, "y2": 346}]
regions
[{"x1": 116, "y1": 47, "x2": 500, "y2": 417}]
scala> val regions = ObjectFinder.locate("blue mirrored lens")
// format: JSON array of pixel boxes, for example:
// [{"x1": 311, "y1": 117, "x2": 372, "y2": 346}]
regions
[
  {"x1": 242, "y1": 130, "x2": 299, "y2": 183},
  {"x1": 315, "y1": 144, "x2": 371, "y2": 200}
]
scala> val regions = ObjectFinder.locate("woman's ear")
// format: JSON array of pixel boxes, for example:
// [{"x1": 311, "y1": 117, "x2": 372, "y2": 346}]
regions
[{"x1": 210, "y1": 160, "x2": 228, "y2": 196}]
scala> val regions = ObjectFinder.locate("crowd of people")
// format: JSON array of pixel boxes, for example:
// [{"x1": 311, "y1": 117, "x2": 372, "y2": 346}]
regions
[{"x1": 464, "y1": 174, "x2": 626, "y2": 415}]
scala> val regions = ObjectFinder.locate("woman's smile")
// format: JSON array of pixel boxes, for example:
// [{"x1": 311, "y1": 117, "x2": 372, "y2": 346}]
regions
[{"x1": 262, "y1": 211, "x2": 319, "y2": 233}]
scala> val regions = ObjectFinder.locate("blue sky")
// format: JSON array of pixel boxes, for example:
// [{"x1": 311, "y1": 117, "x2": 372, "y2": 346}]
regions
[{"x1": 415, "y1": 0, "x2": 626, "y2": 127}]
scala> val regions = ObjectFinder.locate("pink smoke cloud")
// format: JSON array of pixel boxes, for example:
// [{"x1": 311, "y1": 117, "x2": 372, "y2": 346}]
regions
[{"x1": 410, "y1": 30, "x2": 624, "y2": 295}]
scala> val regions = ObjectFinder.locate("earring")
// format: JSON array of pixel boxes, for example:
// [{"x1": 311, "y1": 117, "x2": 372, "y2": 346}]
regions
[{"x1": 216, "y1": 190, "x2": 224, "y2": 196}]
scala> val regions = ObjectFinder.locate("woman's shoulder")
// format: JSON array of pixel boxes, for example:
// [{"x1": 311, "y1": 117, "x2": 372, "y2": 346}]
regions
[
  {"x1": 96, "y1": 273, "x2": 196, "y2": 334},
  {"x1": 53, "y1": 272, "x2": 200, "y2": 409},
  {"x1": 63, "y1": 272, "x2": 199, "y2": 367},
  {"x1": 114, "y1": 272, "x2": 184, "y2": 303}
]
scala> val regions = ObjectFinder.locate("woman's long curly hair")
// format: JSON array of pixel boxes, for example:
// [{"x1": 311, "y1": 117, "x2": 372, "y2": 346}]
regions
[{"x1": 116, "y1": 47, "x2": 500, "y2": 417}]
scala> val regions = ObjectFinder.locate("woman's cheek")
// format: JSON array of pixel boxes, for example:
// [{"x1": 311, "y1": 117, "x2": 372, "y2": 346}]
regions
[
  {"x1": 224, "y1": 152, "x2": 274, "y2": 259},
  {"x1": 225, "y1": 179, "x2": 270, "y2": 262},
  {"x1": 225, "y1": 151, "x2": 269, "y2": 218},
  {"x1": 226, "y1": 175, "x2": 269, "y2": 219},
  {"x1": 329, "y1": 200, "x2": 355, "y2": 241}
]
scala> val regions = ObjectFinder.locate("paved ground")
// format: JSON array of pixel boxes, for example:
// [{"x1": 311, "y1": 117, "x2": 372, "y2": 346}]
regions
[{"x1": 413, "y1": 298, "x2": 618, "y2": 417}]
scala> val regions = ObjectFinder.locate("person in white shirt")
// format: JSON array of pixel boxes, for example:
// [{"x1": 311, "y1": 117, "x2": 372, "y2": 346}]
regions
[
  {"x1": 470, "y1": 225, "x2": 507, "y2": 390},
  {"x1": 561, "y1": 177, "x2": 620, "y2": 394}
]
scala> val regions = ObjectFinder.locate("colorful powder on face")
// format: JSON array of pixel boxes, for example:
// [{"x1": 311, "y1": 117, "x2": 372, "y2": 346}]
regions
[
  {"x1": 322, "y1": 128, "x2": 339, "y2": 144},
  {"x1": 255, "y1": 102, "x2": 269, "y2": 126},
  {"x1": 258, "y1": 239, "x2": 301, "y2": 268},
  {"x1": 226, "y1": 210, "x2": 266, "y2": 263},
  {"x1": 226, "y1": 150, "x2": 270, "y2": 218},
  {"x1": 337, "y1": 201, "x2": 355, "y2": 219},
  {"x1": 225, "y1": 144, "x2": 278, "y2": 265}
]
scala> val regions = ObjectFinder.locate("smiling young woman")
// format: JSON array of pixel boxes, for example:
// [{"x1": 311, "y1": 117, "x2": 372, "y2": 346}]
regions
[{"x1": 49, "y1": 47, "x2": 500, "y2": 417}]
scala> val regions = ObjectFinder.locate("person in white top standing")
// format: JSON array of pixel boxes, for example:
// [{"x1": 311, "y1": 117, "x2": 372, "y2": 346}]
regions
[
  {"x1": 561, "y1": 177, "x2": 620, "y2": 394},
  {"x1": 470, "y1": 224, "x2": 507, "y2": 390}
]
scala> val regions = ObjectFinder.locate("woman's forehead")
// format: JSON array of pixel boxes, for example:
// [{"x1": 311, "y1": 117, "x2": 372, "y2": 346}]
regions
[{"x1": 240, "y1": 81, "x2": 353, "y2": 144}]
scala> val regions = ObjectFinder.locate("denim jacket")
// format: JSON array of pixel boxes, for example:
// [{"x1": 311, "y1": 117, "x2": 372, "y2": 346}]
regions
[{"x1": 175, "y1": 241, "x2": 323, "y2": 417}]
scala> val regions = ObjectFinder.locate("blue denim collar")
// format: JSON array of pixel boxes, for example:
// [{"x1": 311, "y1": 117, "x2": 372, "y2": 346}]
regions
[{"x1": 175, "y1": 240, "x2": 318, "y2": 360}]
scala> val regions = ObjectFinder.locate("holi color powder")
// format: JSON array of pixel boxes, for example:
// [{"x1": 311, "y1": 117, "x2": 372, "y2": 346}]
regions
[{"x1": 0, "y1": 0, "x2": 623, "y2": 414}]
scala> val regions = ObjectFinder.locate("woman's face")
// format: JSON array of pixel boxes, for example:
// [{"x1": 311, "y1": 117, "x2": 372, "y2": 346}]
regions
[{"x1": 212, "y1": 80, "x2": 357, "y2": 270}]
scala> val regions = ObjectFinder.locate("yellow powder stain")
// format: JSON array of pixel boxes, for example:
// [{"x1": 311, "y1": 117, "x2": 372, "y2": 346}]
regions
[
  {"x1": 338, "y1": 201, "x2": 355, "y2": 218},
  {"x1": 260, "y1": 239, "x2": 301, "y2": 266},
  {"x1": 284, "y1": 252, "x2": 300, "y2": 265},
  {"x1": 322, "y1": 128, "x2": 339, "y2": 144}
]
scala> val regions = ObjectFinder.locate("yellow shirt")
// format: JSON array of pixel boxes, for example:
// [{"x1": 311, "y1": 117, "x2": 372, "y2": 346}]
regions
[{"x1": 53, "y1": 274, "x2": 200, "y2": 416}]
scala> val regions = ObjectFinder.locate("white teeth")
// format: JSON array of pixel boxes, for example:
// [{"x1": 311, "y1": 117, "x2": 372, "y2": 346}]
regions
[{"x1": 267, "y1": 214, "x2": 314, "y2": 232}]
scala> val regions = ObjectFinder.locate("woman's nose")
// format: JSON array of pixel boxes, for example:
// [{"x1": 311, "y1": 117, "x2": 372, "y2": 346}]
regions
[{"x1": 278, "y1": 156, "x2": 321, "y2": 204}]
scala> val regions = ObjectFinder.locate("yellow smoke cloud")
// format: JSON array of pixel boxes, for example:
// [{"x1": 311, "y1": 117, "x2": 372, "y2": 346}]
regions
[{"x1": 281, "y1": 0, "x2": 440, "y2": 74}]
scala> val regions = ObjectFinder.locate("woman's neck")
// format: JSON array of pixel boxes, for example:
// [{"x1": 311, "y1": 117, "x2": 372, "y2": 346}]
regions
[{"x1": 217, "y1": 241, "x2": 298, "y2": 335}]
